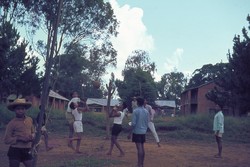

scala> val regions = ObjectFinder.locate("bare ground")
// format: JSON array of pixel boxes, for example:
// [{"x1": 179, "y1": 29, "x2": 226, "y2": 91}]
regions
[{"x1": 0, "y1": 131, "x2": 250, "y2": 167}]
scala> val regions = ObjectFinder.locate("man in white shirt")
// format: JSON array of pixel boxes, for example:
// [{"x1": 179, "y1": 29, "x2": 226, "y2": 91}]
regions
[
  {"x1": 144, "y1": 99, "x2": 160, "y2": 147},
  {"x1": 213, "y1": 104, "x2": 224, "y2": 158}
]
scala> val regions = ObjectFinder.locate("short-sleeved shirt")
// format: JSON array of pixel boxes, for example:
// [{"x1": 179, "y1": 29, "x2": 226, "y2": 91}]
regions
[
  {"x1": 213, "y1": 111, "x2": 224, "y2": 134},
  {"x1": 144, "y1": 104, "x2": 154, "y2": 121}
]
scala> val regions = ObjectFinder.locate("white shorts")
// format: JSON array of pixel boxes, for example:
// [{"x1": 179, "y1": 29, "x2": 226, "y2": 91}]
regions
[{"x1": 73, "y1": 121, "x2": 83, "y2": 133}]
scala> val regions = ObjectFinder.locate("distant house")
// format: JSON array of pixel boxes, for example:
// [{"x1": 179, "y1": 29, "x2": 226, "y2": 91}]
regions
[
  {"x1": 86, "y1": 98, "x2": 120, "y2": 112},
  {"x1": 180, "y1": 82, "x2": 217, "y2": 115},
  {"x1": 154, "y1": 100, "x2": 176, "y2": 116},
  {"x1": 155, "y1": 100, "x2": 176, "y2": 108},
  {"x1": 7, "y1": 90, "x2": 69, "y2": 110},
  {"x1": 47, "y1": 90, "x2": 69, "y2": 110}
]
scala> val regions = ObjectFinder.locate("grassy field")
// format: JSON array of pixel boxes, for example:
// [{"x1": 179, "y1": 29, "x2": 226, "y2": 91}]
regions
[
  {"x1": 1, "y1": 104, "x2": 250, "y2": 166},
  {"x1": 1, "y1": 104, "x2": 250, "y2": 144}
]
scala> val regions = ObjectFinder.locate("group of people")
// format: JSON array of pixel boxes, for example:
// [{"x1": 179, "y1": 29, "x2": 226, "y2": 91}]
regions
[
  {"x1": 3, "y1": 93, "x2": 224, "y2": 167},
  {"x1": 107, "y1": 96, "x2": 160, "y2": 167}
]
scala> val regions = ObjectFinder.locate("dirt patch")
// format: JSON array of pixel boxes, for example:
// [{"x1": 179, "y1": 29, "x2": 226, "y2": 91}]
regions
[{"x1": 0, "y1": 132, "x2": 250, "y2": 167}]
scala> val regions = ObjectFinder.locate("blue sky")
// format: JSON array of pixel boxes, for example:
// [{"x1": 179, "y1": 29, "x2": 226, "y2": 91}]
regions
[{"x1": 108, "y1": 0, "x2": 250, "y2": 81}]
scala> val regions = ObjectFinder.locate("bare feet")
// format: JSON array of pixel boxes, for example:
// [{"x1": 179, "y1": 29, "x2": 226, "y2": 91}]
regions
[
  {"x1": 118, "y1": 152, "x2": 125, "y2": 157},
  {"x1": 214, "y1": 154, "x2": 222, "y2": 158},
  {"x1": 67, "y1": 141, "x2": 75, "y2": 150},
  {"x1": 46, "y1": 146, "x2": 53, "y2": 152},
  {"x1": 75, "y1": 151, "x2": 83, "y2": 154}
]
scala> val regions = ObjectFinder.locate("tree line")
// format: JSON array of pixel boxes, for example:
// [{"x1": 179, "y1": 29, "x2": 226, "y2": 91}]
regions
[{"x1": 0, "y1": 1, "x2": 249, "y2": 116}]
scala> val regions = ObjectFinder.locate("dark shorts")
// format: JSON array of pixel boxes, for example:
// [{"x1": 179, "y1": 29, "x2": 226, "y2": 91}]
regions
[
  {"x1": 7, "y1": 146, "x2": 33, "y2": 162},
  {"x1": 132, "y1": 133, "x2": 146, "y2": 143},
  {"x1": 111, "y1": 124, "x2": 122, "y2": 136}
]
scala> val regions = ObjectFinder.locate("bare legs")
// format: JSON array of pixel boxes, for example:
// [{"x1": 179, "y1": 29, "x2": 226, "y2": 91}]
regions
[
  {"x1": 9, "y1": 159, "x2": 33, "y2": 167},
  {"x1": 41, "y1": 130, "x2": 53, "y2": 151},
  {"x1": 68, "y1": 122, "x2": 74, "y2": 150},
  {"x1": 69, "y1": 133, "x2": 82, "y2": 153},
  {"x1": 107, "y1": 135, "x2": 124, "y2": 157},
  {"x1": 135, "y1": 142, "x2": 145, "y2": 167},
  {"x1": 215, "y1": 135, "x2": 222, "y2": 158},
  {"x1": 75, "y1": 133, "x2": 82, "y2": 153}
]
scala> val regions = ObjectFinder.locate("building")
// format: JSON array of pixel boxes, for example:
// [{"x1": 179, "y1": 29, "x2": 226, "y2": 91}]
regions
[
  {"x1": 154, "y1": 100, "x2": 176, "y2": 116},
  {"x1": 86, "y1": 98, "x2": 120, "y2": 112},
  {"x1": 7, "y1": 90, "x2": 69, "y2": 110},
  {"x1": 180, "y1": 82, "x2": 217, "y2": 115}
]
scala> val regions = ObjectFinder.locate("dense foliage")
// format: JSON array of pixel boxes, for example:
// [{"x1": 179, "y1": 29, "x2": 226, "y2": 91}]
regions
[
  {"x1": 0, "y1": 20, "x2": 41, "y2": 100},
  {"x1": 157, "y1": 71, "x2": 187, "y2": 107},
  {"x1": 116, "y1": 50, "x2": 157, "y2": 109}
]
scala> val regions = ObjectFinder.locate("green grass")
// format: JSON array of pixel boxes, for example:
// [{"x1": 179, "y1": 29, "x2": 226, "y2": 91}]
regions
[
  {"x1": 153, "y1": 114, "x2": 250, "y2": 143},
  {"x1": 1, "y1": 104, "x2": 250, "y2": 143}
]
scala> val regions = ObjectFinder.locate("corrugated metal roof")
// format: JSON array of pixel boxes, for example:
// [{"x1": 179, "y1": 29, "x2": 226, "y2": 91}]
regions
[
  {"x1": 87, "y1": 98, "x2": 120, "y2": 107},
  {"x1": 49, "y1": 90, "x2": 69, "y2": 101},
  {"x1": 155, "y1": 100, "x2": 176, "y2": 108}
]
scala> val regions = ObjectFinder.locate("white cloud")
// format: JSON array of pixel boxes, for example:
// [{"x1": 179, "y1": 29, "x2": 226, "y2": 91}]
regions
[
  {"x1": 105, "y1": 0, "x2": 154, "y2": 82},
  {"x1": 163, "y1": 48, "x2": 183, "y2": 73}
]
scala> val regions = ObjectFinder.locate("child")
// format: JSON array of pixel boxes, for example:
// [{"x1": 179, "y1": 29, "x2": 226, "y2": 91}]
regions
[
  {"x1": 107, "y1": 103, "x2": 126, "y2": 157},
  {"x1": 70, "y1": 99, "x2": 89, "y2": 154},
  {"x1": 4, "y1": 98, "x2": 35, "y2": 167},
  {"x1": 36, "y1": 105, "x2": 53, "y2": 151}
]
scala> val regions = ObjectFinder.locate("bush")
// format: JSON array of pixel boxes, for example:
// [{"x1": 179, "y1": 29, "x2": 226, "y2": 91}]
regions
[
  {"x1": 153, "y1": 114, "x2": 250, "y2": 143},
  {"x1": 1, "y1": 103, "x2": 249, "y2": 144}
]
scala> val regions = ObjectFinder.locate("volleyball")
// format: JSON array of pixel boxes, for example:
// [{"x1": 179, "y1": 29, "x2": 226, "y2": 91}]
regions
[{"x1": 92, "y1": 80, "x2": 101, "y2": 89}]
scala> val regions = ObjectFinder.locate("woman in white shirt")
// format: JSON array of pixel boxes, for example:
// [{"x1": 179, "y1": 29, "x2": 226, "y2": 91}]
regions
[{"x1": 106, "y1": 103, "x2": 126, "y2": 157}]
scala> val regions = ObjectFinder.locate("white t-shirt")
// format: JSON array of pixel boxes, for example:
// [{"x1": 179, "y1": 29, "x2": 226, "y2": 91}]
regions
[
  {"x1": 67, "y1": 97, "x2": 80, "y2": 113},
  {"x1": 145, "y1": 104, "x2": 154, "y2": 121},
  {"x1": 150, "y1": 109, "x2": 156, "y2": 121},
  {"x1": 113, "y1": 111, "x2": 125, "y2": 125},
  {"x1": 72, "y1": 109, "x2": 82, "y2": 121}
]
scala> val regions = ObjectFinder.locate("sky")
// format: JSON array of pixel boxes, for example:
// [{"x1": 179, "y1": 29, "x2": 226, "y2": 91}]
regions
[{"x1": 106, "y1": 0, "x2": 250, "y2": 81}]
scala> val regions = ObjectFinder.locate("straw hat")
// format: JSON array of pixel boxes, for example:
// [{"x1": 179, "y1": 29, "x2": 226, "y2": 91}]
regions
[{"x1": 7, "y1": 98, "x2": 32, "y2": 111}]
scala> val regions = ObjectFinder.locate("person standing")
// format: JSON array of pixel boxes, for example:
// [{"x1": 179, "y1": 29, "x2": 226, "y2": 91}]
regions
[
  {"x1": 128, "y1": 97, "x2": 149, "y2": 167},
  {"x1": 70, "y1": 98, "x2": 89, "y2": 153},
  {"x1": 131, "y1": 96, "x2": 138, "y2": 110},
  {"x1": 4, "y1": 98, "x2": 35, "y2": 167},
  {"x1": 66, "y1": 91, "x2": 81, "y2": 149},
  {"x1": 107, "y1": 103, "x2": 125, "y2": 157},
  {"x1": 144, "y1": 99, "x2": 160, "y2": 147},
  {"x1": 36, "y1": 105, "x2": 53, "y2": 151},
  {"x1": 213, "y1": 104, "x2": 224, "y2": 158}
]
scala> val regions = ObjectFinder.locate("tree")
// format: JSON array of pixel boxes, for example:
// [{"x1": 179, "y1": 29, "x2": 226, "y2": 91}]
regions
[
  {"x1": 157, "y1": 71, "x2": 187, "y2": 107},
  {"x1": 104, "y1": 72, "x2": 116, "y2": 139},
  {"x1": 1, "y1": 1, "x2": 119, "y2": 166},
  {"x1": 221, "y1": 15, "x2": 250, "y2": 115},
  {"x1": 206, "y1": 86, "x2": 231, "y2": 111},
  {"x1": 186, "y1": 63, "x2": 228, "y2": 89},
  {"x1": 124, "y1": 50, "x2": 156, "y2": 74},
  {"x1": 116, "y1": 50, "x2": 157, "y2": 110},
  {"x1": 0, "y1": 20, "x2": 41, "y2": 101},
  {"x1": 53, "y1": 44, "x2": 103, "y2": 99}
]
